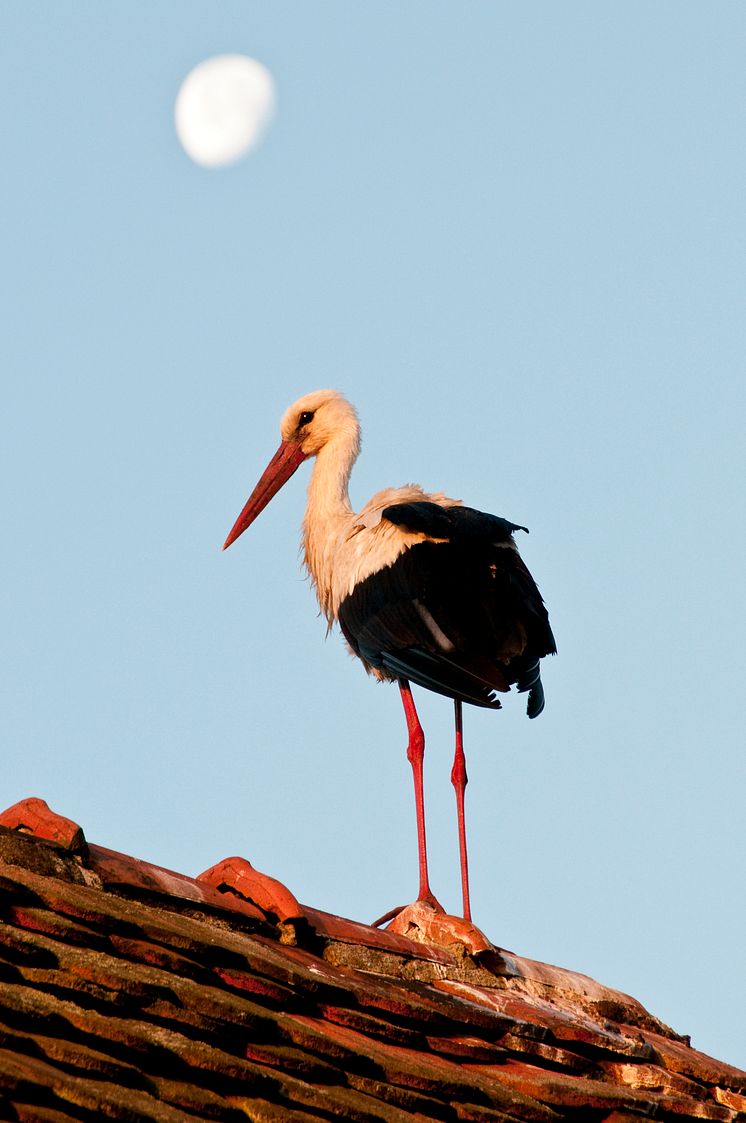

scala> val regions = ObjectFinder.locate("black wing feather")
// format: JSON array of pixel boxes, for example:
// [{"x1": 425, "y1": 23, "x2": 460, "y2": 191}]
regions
[
  {"x1": 382, "y1": 502, "x2": 528, "y2": 542},
  {"x1": 338, "y1": 504, "x2": 555, "y2": 717}
]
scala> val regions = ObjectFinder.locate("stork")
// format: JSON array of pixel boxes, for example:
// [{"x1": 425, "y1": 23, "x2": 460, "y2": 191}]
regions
[{"x1": 223, "y1": 390, "x2": 556, "y2": 922}]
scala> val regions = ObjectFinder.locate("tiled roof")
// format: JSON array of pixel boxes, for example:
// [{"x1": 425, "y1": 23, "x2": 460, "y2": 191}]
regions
[{"x1": 0, "y1": 797, "x2": 744, "y2": 1123}]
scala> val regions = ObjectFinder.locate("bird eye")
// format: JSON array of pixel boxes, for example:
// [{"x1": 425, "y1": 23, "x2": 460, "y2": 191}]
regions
[{"x1": 299, "y1": 410, "x2": 315, "y2": 426}]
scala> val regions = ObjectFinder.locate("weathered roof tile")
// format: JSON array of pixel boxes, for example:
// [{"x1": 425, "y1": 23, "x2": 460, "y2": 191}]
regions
[
  {"x1": 468, "y1": 1062, "x2": 659, "y2": 1115},
  {"x1": 0, "y1": 1046, "x2": 196, "y2": 1122}
]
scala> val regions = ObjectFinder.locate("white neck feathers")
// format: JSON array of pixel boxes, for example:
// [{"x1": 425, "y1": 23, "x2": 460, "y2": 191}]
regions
[{"x1": 302, "y1": 428, "x2": 360, "y2": 620}]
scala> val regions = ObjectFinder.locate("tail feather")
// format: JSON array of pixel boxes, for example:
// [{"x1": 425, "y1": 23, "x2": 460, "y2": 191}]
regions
[{"x1": 516, "y1": 658, "x2": 545, "y2": 719}]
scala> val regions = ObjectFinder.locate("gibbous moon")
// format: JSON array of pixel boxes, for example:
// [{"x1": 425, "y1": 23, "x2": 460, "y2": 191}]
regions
[{"x1": 175, "y1": 55, "x2": 276, "y2": 168}]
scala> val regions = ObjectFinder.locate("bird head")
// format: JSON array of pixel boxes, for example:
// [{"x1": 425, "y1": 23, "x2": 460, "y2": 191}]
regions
[
  {"x1": 279, "y1": 389, "x2": 359, "y2": 458},
  {"x1": 223, "y1": 389, "x2": 359, "y2": 550}
]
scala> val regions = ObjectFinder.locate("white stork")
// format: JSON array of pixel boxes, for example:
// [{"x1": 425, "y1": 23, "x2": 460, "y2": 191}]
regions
[{"x1": 223, "y1": 389, "x2": 556, "y2": 922}]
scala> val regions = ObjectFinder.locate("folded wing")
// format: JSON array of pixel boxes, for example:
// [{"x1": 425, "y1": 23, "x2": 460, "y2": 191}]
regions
[{"x1": 337, "y1": 502, "x2": 556, "y2": 716}]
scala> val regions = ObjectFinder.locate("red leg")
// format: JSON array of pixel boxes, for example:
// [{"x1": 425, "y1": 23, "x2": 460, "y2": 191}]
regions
[
  {"x1": 451, "y1": 700, "x2": 472, "y2": 921},
  {"x1": 399, "y1": 680, "x2": 441, "y2": 910}
]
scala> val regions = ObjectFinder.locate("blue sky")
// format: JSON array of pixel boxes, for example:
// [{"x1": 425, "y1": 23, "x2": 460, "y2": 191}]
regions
[{"x1": 3, "y1": 2, "x2": 745, "y2": 1069}]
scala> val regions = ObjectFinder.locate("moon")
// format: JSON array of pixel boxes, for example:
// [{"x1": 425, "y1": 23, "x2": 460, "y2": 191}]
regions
[{"x1": 175, "y1": 55, "x2": 276, "y2": 168}]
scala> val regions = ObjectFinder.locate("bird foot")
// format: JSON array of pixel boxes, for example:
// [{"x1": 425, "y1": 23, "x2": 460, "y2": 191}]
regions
[
  {"x1": 382, "y1": 898, "x2": 494, "y2": 957},
  {"x1": 371, "y1": 891, "x2": 445, "y2": 929}
]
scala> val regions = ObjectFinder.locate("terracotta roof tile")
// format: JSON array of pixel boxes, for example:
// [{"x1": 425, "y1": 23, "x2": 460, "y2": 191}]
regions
[
  {"x1": 464, "y1": 1062, "x2": 659, "y2": 1116},
  {"x1": 0, "y1": 796, "x2": 744, "y2": 1122}
]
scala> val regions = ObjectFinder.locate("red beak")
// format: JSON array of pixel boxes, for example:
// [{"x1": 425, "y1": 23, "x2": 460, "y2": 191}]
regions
[{"x1": 223, "y1": 440, "x2": 307, "y2": 550}]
